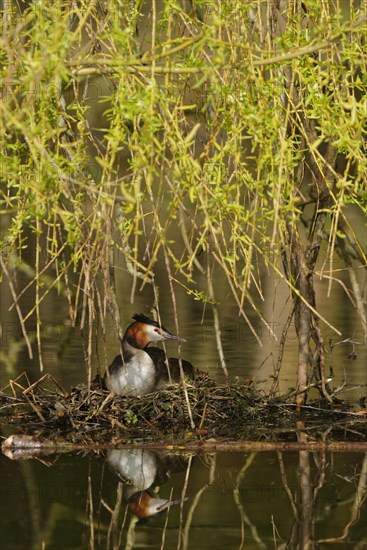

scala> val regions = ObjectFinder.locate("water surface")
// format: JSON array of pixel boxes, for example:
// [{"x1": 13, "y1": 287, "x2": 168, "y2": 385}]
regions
[{"x1": 1, "y1": 445, "x2": 366, "y2": 549}]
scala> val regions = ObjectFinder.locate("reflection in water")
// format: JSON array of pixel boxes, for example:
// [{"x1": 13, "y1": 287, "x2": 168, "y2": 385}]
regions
[
  {"x1": 285, "y1": 432, "x2": 367, "y2": 548},
  {"x1": 0, "y1": 446, "x2": 366, "y2": 549},
  {"x1": 107, "y1": 449, "x2": 188, "y2": 520}
]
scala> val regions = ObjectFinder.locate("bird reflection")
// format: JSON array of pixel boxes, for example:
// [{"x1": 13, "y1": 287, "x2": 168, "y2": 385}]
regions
[{"x1": 106, "y1": 449, "x2": 188, "y2": 520}]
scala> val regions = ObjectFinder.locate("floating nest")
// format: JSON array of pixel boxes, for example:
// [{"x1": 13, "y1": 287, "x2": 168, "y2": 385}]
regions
[
  {"x1": 0, "y1": 375, "x2": 270, "y2": 438},
  {"x1": 1, "y1": 373, "x2": 366, "y2": 444}
]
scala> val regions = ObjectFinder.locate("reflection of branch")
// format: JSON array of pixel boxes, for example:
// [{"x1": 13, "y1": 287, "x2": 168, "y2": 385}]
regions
[
  {"x1": 161, "y1": 487, "x2": 174, "y2": 550},
  {"x1": 277, "y1": 452, "x2": 299, "y2": 521},
  {"x1": 105, "y1": 482, "x2": 125, "y2": 550},
  {"x1": 233, "y1": 453, "x2": 267, "y2": 550},
  {"x1": 87, "y1": 469, "x2": 95, "y2": 548},
  {"x1": 125, "y1": 514, "x2": 139, "y2": 550},
  {"x1": 282, "y1": 426, "x2": 334, "y2": 547},
  {"x1": 18, "y1": 460, "x2": 42, "y2": 547},
  {"x1": 4, "y1": 435, "x2": 367, "y2": 454},
  {"x1": 37, "y1": 502, "x2": 108, "y2": 547},
  {"x1": 178, "y1": 454, "x2": 193, "y2": 549},
  {"x1": 298, "y1": 450, "x2": 314, "y2": 547},
  {"x1": 312, "y1": 432, "x2": 329, "y2": 504},
  {"x1": 183, "y1": 455, "x2": 216, "y2": 550},
  {"x1": 292, "y1": 429, "x2": 315, "y2": 548},
  {"x1": 318, "y1": 452, "x2": 367, "y2": 543}
]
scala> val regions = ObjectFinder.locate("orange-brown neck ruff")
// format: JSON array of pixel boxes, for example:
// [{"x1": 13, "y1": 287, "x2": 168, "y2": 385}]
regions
[
  {"x1": 125, "y1": 322, "x2": 150, "y2": 349},
  {"x1": 129, "y1": 492, "x2": 153, "y2": 519}
]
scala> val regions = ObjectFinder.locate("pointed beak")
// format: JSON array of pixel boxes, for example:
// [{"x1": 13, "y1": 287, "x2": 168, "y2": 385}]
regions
[
  {"x1": 156, "y1": 496, "x2": 188, "y2": 512},
  {"x1": 162, "y1": 330, "x2": 187, "y2": 343}
]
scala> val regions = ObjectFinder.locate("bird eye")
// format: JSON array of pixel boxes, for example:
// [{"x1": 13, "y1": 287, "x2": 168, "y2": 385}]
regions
[{"x1": 154, "y1": 328, "x2": 159, "y2": 332}]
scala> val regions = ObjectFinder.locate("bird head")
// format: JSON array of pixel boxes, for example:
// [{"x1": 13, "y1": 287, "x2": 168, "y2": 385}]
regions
[{"x1": 125, "y1": 313, "x2": 186, "y2": 349}]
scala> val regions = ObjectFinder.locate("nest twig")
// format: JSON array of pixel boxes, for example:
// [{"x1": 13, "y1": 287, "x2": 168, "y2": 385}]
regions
[{"x1": 1, "y1": 374, "x2": 365, "y2": 444}]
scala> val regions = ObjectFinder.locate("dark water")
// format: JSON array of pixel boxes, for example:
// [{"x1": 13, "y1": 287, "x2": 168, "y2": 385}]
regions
[{"x1": 1, "y1": 447, "x2": 366, "y2": 549}]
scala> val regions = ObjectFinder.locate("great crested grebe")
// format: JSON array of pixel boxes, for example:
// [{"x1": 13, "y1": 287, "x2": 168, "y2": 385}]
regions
[
  {"x1": 107, "y1": 449, "x2": 188, "y2": 520},
  {"x1": 104, "y1": 313, "x2": 195, "y2": 396}
]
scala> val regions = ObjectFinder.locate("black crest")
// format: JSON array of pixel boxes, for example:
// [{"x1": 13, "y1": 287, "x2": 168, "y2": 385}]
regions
[{"x1": 132, "y1": 313, "x2": 161, "y2": 328}]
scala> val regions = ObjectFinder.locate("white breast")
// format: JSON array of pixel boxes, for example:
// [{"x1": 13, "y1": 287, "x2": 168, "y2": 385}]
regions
[
  {"x1": 107, "y1": 449, "x2": 158, "y2": 489},
  {"x1": 107, "y1": 350, "x2": 156, "y2": 396}
]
